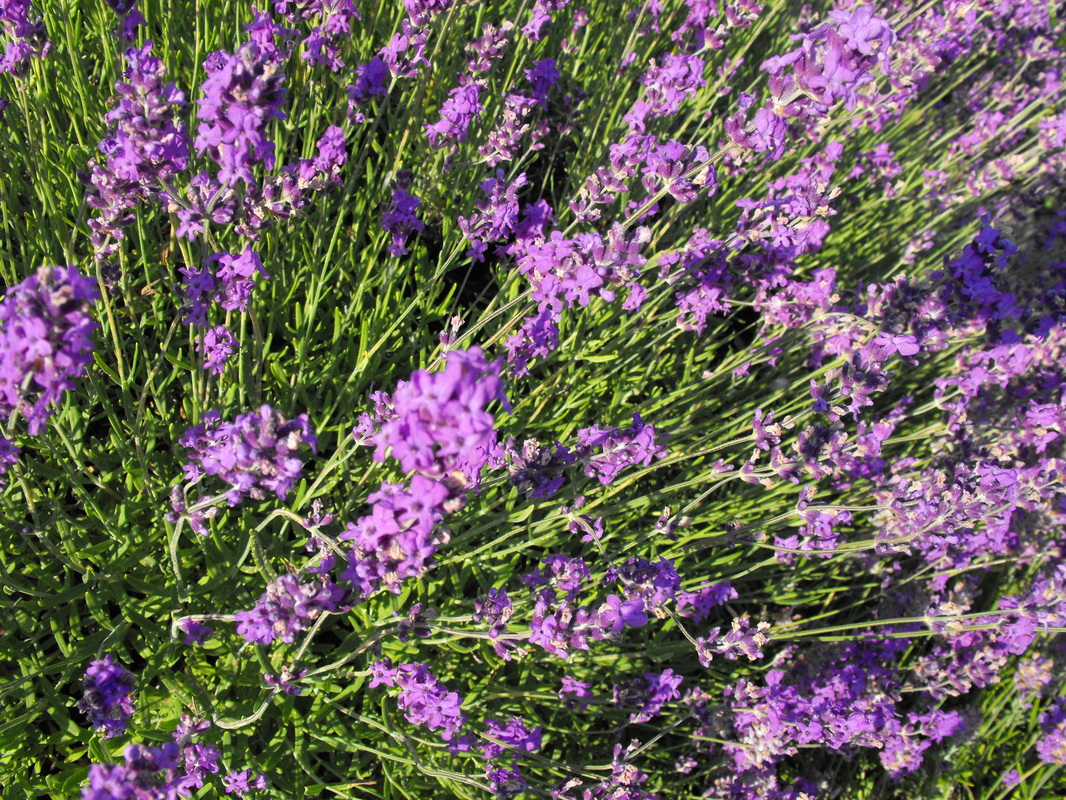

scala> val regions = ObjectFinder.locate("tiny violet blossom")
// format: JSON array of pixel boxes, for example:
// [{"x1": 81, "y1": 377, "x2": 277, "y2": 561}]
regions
[
  {"x1": 223, "y1": 769, "x2": 268, "y2": 796},
  {"x1": 559, "y1": 676, "x2": 593, "y2": 712},
  {"x1": 372, "y1": 346, "x2": 506, "y2": 486},
  {"x1": 371, "y1": 659, "x2": 466, "y2": 742},
  {"x1": 380, "y1": 169, "x2": 424, "y2": 256},
  {"x1": 180, "y1": 619, "x2": 214, "y2": 645},
  {"x1": 196, "y1": 325, "x2": 238, "y2": 374},
  {"x1": 425, "y1": 77, "x2": 483, "y2": 150},
  {"x1": 78, "y1": 655, "x2": 135, "y2": 739}
]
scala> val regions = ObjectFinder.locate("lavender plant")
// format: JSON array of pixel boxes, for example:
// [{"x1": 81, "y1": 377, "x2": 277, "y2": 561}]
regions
[{"x1": 1, "y1": 0, "x2": 1065, "y2": 798}]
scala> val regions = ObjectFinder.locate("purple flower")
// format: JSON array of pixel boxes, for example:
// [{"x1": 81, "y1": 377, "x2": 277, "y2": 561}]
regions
[
  {"x1": 212, "y1": 248, "x2": 268, "y2": 312},
  {"x1": 197, "y1": 325, "x2": 238, "y2": 374},
  {"x1": 223, "y1": 769, "x2": 268, "y2": 796},
  {"x1": 505, "y1": 307, "x2": 559, "y2": 377},
  {"x1": 0, "y1": 436, "x2": 18, "y2": 483},
  {"x1": 466, "y1": 20, "x2": 513, "y2": 73},
  {"x1": 1037, "y1": 700, "x2": 1066, "y2": 765},
  {"x1": 0, "y1": 0, "x2": 48, "y2": 77},
  {"x1": 339, "y1": 474, "x2": 451, "y2": 596},
  {"x1": 239, "y1": 126, "x2": 348, "y2": 237},
  {"x1": 724, "y1": 100, "x2": 789, "y2": 160},
  {"x1": 80, "y1": 743, "x2": 189, "y2": 799},
  {"x1": 87, "y1": 40, "x2": 189, "y2": 253},
  {"x1": 523, "y1": 0, "x2": 570, "y2": 41},
  {"x1": 180, "y1": 742, "x2": 220, "y2": 789},
  {"x1": 425, "y1": 78, "x2": 483, "y2": 150},
  {"x1": 0, "y1": 266, "x2": 98, "y2": 436},
  {"x1": 474, "y1": 587, "x2": 513, "y2": 634},
  {"x1": 372, "y1": 346, "x2": 506, "y2": 487},
  {"x1": 176, "y1": 405, "x2": 317, "y2": 507},
  {"x1": 347, "y1": 55, "x2": 390, "y2": 111},
  {"x1": 403, "y1": 0, "x2": 452, "y2": 26},
  {"x1": 380, "y1": 170, "x2": 424, "y2": 256},
  {"x1": 559, "y1": 676, "x2": 593, "y2": 712},
  {"x1": 525, "y1": 58, "x2": 559, "y2": 106},
  {"x1": 761, "y1": 5, "x2": 895, "y2": 121},
  {"x1": 479, "y1": 93, "x2": 538, "y2": 166},
  {"x1": 180, "y1": 619, "x2": 214, "y2": 645},
  {"x1": 376, "y1": 661, "x2": 466, "y2": 742},
  {"x1": 299, "y1": 0, "x2": 361, "y2": 72},
  {"x1": 605, "y1": 557, "x2": 681, "y2": 612},
  {"x1": 577, "y1": 413, "x2": 667, "y2": 485},
  {"x1": 624, "y1": 53, "x2": 705, "y2": 132},
  {"x1": 195, "y1": 42, "x2": 287, "y2": 186},
  {"x1": 504, "y1": 437, "x2": 574, "y2": 498},
  {"x1": 234, "y1": 573, "x2": 344, "y2": 645},
  {"x1": 458, "y1": 170, "x2": 528, "y2": 262},
  {"x1": 78, "y1": 655, "x2": 135, "y2": 739},
  {"x1": 613, "y1": 669, "x2": 683, "y2": 724},
  {"x1": 676, "y1": 582, "x2": 737, "y2": 624},
  {"x1": 481, "y1": 717, "x2": 543, "y2": 761}
]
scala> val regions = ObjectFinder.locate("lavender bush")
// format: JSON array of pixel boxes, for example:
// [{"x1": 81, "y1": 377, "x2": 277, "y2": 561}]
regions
[{"x1": 1, "y1": 0, "x2": 1065, "y2": 798}]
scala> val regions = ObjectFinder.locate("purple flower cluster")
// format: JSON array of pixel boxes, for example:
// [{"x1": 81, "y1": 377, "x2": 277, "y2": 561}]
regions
[
  {"x1": 559, "y1": 675, "x2": 593, "y2": 712},
  {"x1": 175, "y1": 405, "x2": 317, "y2": 514},
  {"x1": 196, "y1": 325, "x2": 239, "y2": 374},
  {"x1": 553, "y1": 740, "x2": 656, "y2": 800},
  {"x1": 504, "y1": 221, "x2": 651, "y2": 373},
  {"x1": 235, "y1": 573, "x2": 344, "y2": 645},
  {"x1": 466, "y1": 21, "x2": 513, "y2": 73},
  {"x1": 624, "y1": 53, "x2": 705, "y2": 133},
  {"x1": 524, "y1": 0, "x2": 572, "y2": 42},
  {"x1": 370, "y1": 659, "x2": 466, "y2": 743},
  {"x1": 179, "y1": 247, "x2": 268, "y2": 327},
  {"x1": 577, "y1": 413, "x2": 667, "y2": 486},
  {"x1": 81, "y1": 743, "x2": 191, "y2": 800},
  {"x1": 0, "y1": 0, "x2": 48, "y2": 76},
  {"x1": 473, "y1": 587, "x2": 518, "y2": 658},
  {"x1": 694, "y1": 617, "x2": 772, "y2": 666},
  {"x1": 104, "y1": 42, "x2": 190, "y2": 184},
  {"x1": 571, "y1": 134, "x2": 713, "y2": 224},
  {"x1": 78, "y1": 655, "x2": 136, "y2": 739},
  {"x1": 103, "y1": 0, "x2": 146, "y2": 40},
  {"x1": 284, "y1": 0, "x2": 361, "y2": 72},
  {"x1": 684, "y1": 637, "x2": 967, "y2": 788},
  {"x1": 223, "y1": 769, "x2": 269, "y2": 796},
  {"x1": 341, "y1": 348, "x2": 506, "y2": 597},
  {"x1": 0, "y1": 266, "x2": 98, "y2": 440},
  {"x1": 479, "y1": 716, "x2": 542, "y2": 796},
  {"x1": 339, "y1": 475, "x2": 451, "y2": 595},
  {"x1": 521, "y1": 555, "x2": 649, "y2": 659},
  {"x1": 239, "y1": 125, "x2": 348, "y2": 237},
  {"x1": 425, "y1": 77, "x2": 483, "y2": 150},
  {"x1": 1037, "y1": 699, "x2": 1066, "y2": 765},
  {"x1": 503, "y1": 437, "x2": 575, "y2": 499},
  {"x1": 479, "y1": 92, "x2": 542, "y2": 166},
  {"x1": 371, "y1": 346, "x2": 505, "y2": 484},
  {"x1": 172, "y1": 715, "x2": 220, "y2": 789},
  {"x1": 195, "y1": 42, "x2": 287, "y2": 187},
  {"x1": 761, "y1": 5, "x2": 895, "y2": 121},
  {"x1": 613, "y1": 669, "x2": 683, "y2": 724},
  {"x1": 380, "y1": 170, "x2": 424, "y2": 256},
  {"x1": 87, "y1": 41, "x2": 190, "y2": 261},
  {"x1": 458, "y1": 170, "x2": 528, "y2": 262}
]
